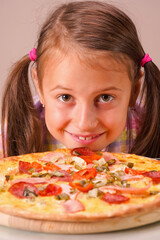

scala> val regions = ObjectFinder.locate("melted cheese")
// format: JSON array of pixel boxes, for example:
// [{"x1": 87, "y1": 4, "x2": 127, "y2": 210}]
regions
[
  {"x1": 113, "y1": 153, "x2": 160, "y2": 171},
  {"x1": 0, "y1": 151, "x2": 160, "y2": 218}
]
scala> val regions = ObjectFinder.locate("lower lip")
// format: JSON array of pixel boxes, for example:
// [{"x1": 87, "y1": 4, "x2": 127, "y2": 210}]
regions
[{"x1": 68, "y1": 133, "x2": 104, "y2": 144}]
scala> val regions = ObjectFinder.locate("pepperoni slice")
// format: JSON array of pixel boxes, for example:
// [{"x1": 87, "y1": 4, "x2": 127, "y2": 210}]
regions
[
  {"x1": 8, "y1": 182, "x2": 38, "y2": 199},
  {"x1": 38, "y1": 184, "x2": 62, "y2": 196},
  {"x1": 69, "y1": 182, "x2": 93, "y2": 192},
  {"x1": 71, "y1": 148, "x2": 102, "y2": 163},
  {"x1": 102, "y1": 193, "x2": 129, "y2": 204},
  {"x1": 19, "y1": 161, "x2": 43, "y2": 174},
  {"x1": 143, "y1": 171, "x2": 160, "y2": 183},
  {"x1": 72, "y1": 168, "x2": 97, "y2": 180}
]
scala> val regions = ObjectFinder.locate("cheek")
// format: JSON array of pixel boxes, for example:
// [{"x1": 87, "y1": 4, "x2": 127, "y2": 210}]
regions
[
  {"x1": 101, "y1": 107, "x2": 128, "y2": 133},
  {"x1": 103, "y1": 114, "x2": 126, "y2": 130},
  {"x1": 44, "y1": 105, "x2": 68, "y2": 133}
]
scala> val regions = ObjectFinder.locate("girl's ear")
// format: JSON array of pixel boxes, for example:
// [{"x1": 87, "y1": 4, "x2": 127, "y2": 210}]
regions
[
  {"x1": 32, "y1": 67, "x2": 44, "y2": 105},
  {"x1": 129, "y1": 71, "x2": 144, "y2": 107}
]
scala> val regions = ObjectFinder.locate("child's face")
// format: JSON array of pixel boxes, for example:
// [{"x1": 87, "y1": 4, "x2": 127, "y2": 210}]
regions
[{"x1": 36, "y1": 53, "x2": 133, "y2": 151}]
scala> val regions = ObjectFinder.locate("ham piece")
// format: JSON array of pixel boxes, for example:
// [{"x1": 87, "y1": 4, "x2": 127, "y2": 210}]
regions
[
  {"x1": 63, "y1": 199, "x2": 85, "y2": 213},
  {"x1": 38, "y1": 152, "x2": 64, "y2": 162}
]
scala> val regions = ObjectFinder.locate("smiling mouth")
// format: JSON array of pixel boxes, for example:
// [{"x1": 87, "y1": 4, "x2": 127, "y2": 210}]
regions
[{"x1": 66, "y1": 131, "x2": 105, "y2": 144}]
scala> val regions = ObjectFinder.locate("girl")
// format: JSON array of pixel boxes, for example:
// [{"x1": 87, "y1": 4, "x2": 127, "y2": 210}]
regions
[{"x1": 1, "y1": 1, "x2": 160, "y2": 158}]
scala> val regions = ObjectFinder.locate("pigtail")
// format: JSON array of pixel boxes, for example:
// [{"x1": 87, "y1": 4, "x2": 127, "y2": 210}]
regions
[
  {"x1": 1, "y1": 55, "x2": 43, "y2": 157},
  {"x1": 131, "y1": 62, "x2": 160, "y2": 158}
]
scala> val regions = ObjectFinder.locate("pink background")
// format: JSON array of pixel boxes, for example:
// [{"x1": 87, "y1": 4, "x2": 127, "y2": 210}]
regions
[{"x1": 0, "y1": 0, "x2": 160, "y2": 109}]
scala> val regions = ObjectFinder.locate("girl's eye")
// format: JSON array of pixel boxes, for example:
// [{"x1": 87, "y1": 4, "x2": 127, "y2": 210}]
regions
[
  {"x1": 58, "y1": 94, "x2": 72, "y2": 102},
  {"x1": 98, "y1": 94, "x2": 113, "y2": 103}
]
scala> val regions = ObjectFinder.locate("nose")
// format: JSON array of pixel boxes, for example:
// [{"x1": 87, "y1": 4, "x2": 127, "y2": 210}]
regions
[{"x1": 73, "y1": 103, "x2": 98, "y2": 131}]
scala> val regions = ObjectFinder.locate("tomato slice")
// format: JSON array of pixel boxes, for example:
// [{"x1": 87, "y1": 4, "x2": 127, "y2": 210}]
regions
[
  {"x1": 32, "y1": 162, "x2": 43, "y2": 172},
  {"x1": 38, "y1": 184, "x2": 62, "y2": 196},
  {"x1": 69, "y1": 182, "x2": 93, "y2": 192},
  {"x1": 43, "y1": 162, "x2": 60, "y2": 171},
  {"x1": 125, "y1": 167, "x2": 145, "y2": 175},
  {"x1": 19, "y1": 161, "x2": 43, "y2": 174},
  {"x1": 102, "y1": 193, "x2": 129, "y2": 204},
  {"x1": 80, "y1": 154, "x2": 102, "y2": 163},
  {"x1": 143, "y1": 171, "x2": 160, "y2": 183},
  {"x1": 71, "y1": 147, "x2": 95, "y2": 156},
  {"x1": 71, "y1": 147, "x2": 102, "y2": 163},
  {"x1": 72, "y1": 168, "x2": 97, "y2": 180}
]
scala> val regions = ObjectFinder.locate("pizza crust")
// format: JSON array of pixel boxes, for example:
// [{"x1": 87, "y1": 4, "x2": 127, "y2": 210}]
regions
[{"x1": 0, "y1": 207, "x2": 160, "y2": 234}]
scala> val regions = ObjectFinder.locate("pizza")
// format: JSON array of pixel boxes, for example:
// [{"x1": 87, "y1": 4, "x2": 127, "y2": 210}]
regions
[{"x1": 0, "y1": 147, "x2": 160, "y2": 233}]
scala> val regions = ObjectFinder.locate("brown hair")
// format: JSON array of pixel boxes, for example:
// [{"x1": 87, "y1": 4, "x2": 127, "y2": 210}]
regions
[{"x1": 2, "y1": 1, "x2": 160, "y2": 157}]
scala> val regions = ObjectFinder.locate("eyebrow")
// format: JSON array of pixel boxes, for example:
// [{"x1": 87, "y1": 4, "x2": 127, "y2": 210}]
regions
[
  {"x1": 50, "y1": 85, "x2": 72, "y2": 92},
  {"x1": 95, "y1": 87, "x2": 122, "y2": 93},
  {"x1": 50, "y1": 85, "x2": 122, "y2": 92}
]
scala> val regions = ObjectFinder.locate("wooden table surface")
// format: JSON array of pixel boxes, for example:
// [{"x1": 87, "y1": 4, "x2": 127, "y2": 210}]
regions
[{"x1": 0, "y1": 221, "x2": 159, "y2": 240}]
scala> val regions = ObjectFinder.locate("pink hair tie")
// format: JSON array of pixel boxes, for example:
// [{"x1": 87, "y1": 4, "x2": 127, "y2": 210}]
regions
[
  {"x1": 29, "y1": 48, "x2": 37, "y2": 61},
  {"x1": 140, "y1": 53, "x2": 152, "y2": 67}
]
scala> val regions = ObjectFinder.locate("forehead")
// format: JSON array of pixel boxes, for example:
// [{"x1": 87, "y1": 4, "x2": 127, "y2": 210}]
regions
[
  {"x1": 39, "y1": 49, "x2": 131, "y2": 82},
  {"x1": 38, "y1": 51, "x2": 132, "y2": 96}
]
